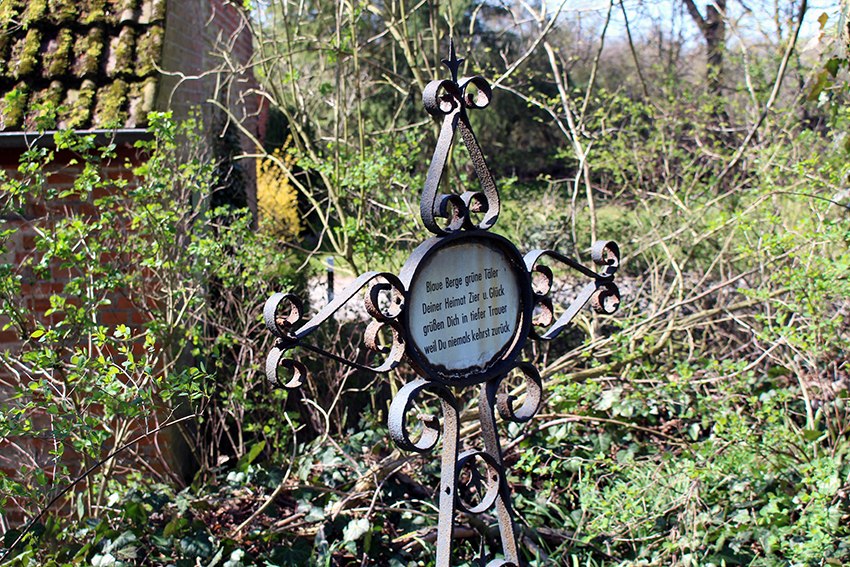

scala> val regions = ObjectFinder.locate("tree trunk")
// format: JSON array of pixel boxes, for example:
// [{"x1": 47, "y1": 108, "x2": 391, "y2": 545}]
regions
[
  {"x1": 683, "y1": 0, "x2": 726, "y2": 95},
  {"x1": 843, "y1": 0, "x2": 850, "y2": 56}
]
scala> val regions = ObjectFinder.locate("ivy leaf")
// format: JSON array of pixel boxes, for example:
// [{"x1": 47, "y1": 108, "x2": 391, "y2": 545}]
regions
[
  {"x1": 179, "y1": 531, "x2": 214, "y2": 559},
  {"x1": 342, "y1": 518, "x2": 371, "y2": 543},
  {"x1": 236, "y1": 440, "x2": 265, "y2": 473}
]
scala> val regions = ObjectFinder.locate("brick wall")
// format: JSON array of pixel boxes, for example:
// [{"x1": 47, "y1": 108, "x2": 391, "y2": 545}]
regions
[
  {"x1": 0, "y1": 144, "x2": 194, "y2": 528},
  {"x1": 0, "y1": 1, "x2": 266, "y2": 529}
]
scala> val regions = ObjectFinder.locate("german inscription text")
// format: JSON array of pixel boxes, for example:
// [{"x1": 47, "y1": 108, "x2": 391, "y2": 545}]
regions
[{"x1": 408, "y1": 242, "x2": 520, "y2": 371}]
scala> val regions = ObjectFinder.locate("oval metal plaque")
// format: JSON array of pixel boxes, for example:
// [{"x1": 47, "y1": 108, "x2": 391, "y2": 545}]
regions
[{"x1": 401, "y1": 232, "x2": 531, "y2": 385}]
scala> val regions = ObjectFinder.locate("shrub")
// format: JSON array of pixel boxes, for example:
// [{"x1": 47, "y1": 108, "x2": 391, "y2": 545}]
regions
[{"x1": 0, "y1": 113, "x2": 300, "y2": 562}]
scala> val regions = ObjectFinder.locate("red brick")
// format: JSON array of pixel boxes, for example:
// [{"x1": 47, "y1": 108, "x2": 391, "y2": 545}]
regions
[
  {"x1": 130, "y1": 309, "x2": 151, "y2": 326},
  {"x1": 0, "y1": 328, "x2": 20, "y2": 343},
  {"x1": 46, "y1": 312, "x2": 66, "y2": 325},
  {"x1": 100, "y1": 167, "x2": 135, "y2": 180},
  {"x1": 99, "y1": 251, "x2": 123, "y2": 264},
  {"x1": 36, "y1": 282, "x2": 64, "y2": 296},
  {"x1": 27, "y1": 298, "x2": 52, "y2": 313},
  {"x1": 21, "y1": 233, "x2": 36, "y2": 249},
  {"x1": 51, "y1": 266, "x2": 80, "y2": 281},
  {"x1": 129, "y1": 341, "x2": 148, "y2": 356},
  {"x1": 91, "y1": 185, "x2": 119, "y2": 200},
  {"x1": 114, "y1": 296, "x2": 136, "y2": 310},
  {"x1": 25, "y1": 201, "x2": 47, "y2": 217},
  {"x1": 73, "y1": 202, "x2": 98, "y2": 217},
  {"x1": 98, "y1": 310, "x2": 130, "y2": 325},
  {"x1": 45, "y1": 171, "x2": 82, "y2": 186}
]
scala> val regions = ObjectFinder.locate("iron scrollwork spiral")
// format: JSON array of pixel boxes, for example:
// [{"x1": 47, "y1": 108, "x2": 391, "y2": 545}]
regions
[
  {"x1": 525, "y1": 240, "x2": 621, "y2": 341},
  {"x1": 495, "y1": 362, "x2": 543, "y2": 424},
  {"x1": 388, "y1": 378, "x2": 460, "y2": 566},
  {"x1": 263, "y1": 271, "x2": 406, "y2": 388},
  {"x1": 420, "y1": 41, "x2": 500, "y2": 236}
]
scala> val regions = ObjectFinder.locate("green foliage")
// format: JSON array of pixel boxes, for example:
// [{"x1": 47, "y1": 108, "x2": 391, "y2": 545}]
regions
[
  {"x1": 510, "y1": 360, "x2": 850, "y2": 565},
  {"x1": 285, "y1": 131, "x2": 425, "y2": 273},
  {"x1": 493, "y1": 57, "x2": 850, "y2": 564},
  {"x1": 0, "y1": 112, "x2": 300, "y2": 562}
]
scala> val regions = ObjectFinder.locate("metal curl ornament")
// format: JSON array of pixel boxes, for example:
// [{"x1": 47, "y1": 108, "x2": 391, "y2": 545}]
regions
[
  {"x1": 420, "y1": 40, "x2": 499, "y2": 235},
  {"x1": 495, "y1": 362, "x2": 543, "y2": 424},
  {"x1": 263, "y1": 271, "x2": 406, "y2": 385},
  {"x1": 455, "y1": 449, "x2": 502, "y2": 514},
  {"x1": 524, "y1": 241, "x2": 621, "y2": 341},
  {"x1": 388, "y1": 378, "x2": 460, "y2": 566},
  {"x1": 262, "y1": 40, "x2": 622, "y2": 566}
]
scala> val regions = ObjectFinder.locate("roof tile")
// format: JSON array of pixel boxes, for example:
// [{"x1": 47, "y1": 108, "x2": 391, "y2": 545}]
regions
[
  {"x1": 104, "y1": 27, "x2": 135, "y2": 78},
  {"x1": 113, "y1": 0, "x2": 138, "y2": 26},
  {"x1": 73, "y1": 28, "x2": 105, "y2": 78},
  {"x1": 82, "y1": 0, "x2": 108, "y2": 25},
  {"x1": 0, "y1": 0, "x2": 166, "y2": 131},
  {"x1": 49, "y1": 0, "x2": 79, "y2": 25},
  {"x1": 11, "y1": 29, "x2": 41, "y2": 79},
  {"x1": 137, "y1": 0, "x2": 165, "y2": 25},
  {"x1": 134, "y1": 26, "x2": 162, "y2": 77},
  {"x1": 0, "y1": 82, "x2": 28, "y2": 130},
  {"x1": 0, "y1": 32, "x2": 10, "y2": 77},
  {"x1": 42, "y1": 28, "x2": 74, "y2": 78},
  {"x1": 93, "y1": 79, "x2": 128, "y2": 126},
  {"x1": 24, "y1": 81, "x2": 63, "y2": 129},
  {"x1": 59, "y1": 78, "x2": 96, "y2": 129},
  {"x1": 23, "y1": 0, "x2": 48, "y2": 27},
  {"x1": 126, "y1": 76, "x2": 155, "y2": 125}
]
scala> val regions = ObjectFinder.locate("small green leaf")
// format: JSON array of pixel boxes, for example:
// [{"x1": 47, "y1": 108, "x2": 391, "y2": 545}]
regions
[
  {"x1": 236, "y1": 440, "x2": 266, "y2": 472},
  {"x1": 802, "y1": 429, "x2": 822, "y2": 441},
  {"x1": 825, "y1": 57, "x2": 844, "y2": 77},
  {"x1": 163, "y1": 516, "x2": 188, "y2": 537}
]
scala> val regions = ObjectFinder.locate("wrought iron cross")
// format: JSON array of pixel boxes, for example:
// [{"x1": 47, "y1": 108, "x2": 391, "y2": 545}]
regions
[{"x1": 263, "y1": 41, "x2": 620, "y2": 566}]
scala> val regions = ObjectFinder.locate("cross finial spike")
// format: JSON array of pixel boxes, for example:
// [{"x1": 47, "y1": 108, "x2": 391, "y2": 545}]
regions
[{"x1": 441, "y1": 37, "x2": 464, "y2": 83}]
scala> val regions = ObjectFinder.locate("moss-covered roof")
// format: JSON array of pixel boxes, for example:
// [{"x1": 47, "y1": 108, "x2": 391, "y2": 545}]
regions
[{"x1": 0, "y1": 0, "x2": 165, "y2": 131}]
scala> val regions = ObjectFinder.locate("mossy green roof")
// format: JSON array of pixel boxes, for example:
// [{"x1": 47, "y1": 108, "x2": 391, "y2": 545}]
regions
[{"x1": 0, "y1": 0, "x2": 165, "y2": 131}]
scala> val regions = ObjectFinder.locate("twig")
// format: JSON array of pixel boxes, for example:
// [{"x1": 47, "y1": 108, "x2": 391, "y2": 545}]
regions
[
  {"x1": 580, "y1": 0, "x2": 614, "y2": 122},
  {"x1": 504, "y1": 414, "x2": 690, "y2": 453},
  {"x1": 620, "y1": 0, "x2": 649, "y2": 98},
  {"x1": 713, "y1": 0, "x2": 808, "y2": 186},
  {"x1": 491, "y1": 0, "x2": 569, "y2": 88},
  {"x1": 771, "y1": 191, "x2": 850, "y2": 211},
  {"x1": 543, "y1": 41, "x2": 598, "y2": 242},
  {"x1": 0, "y1": 414, "x2": 198, "y2": 564}
]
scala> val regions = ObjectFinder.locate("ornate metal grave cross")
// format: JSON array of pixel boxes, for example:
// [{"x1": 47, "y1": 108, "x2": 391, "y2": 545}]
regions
[{"x1": 263, "y1": 42, "x2": 620, "y2": 567}]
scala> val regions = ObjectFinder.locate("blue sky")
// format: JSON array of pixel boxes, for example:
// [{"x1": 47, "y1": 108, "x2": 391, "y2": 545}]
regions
[{"x1": 545, "y1": 0, "x2": 835, "y2": 44}]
